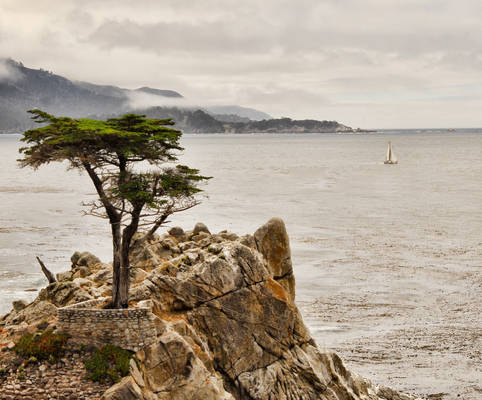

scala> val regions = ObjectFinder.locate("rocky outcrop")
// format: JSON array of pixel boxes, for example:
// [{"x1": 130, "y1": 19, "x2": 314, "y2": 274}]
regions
[
  {"x1": 103, "y1": 218, "x2": 421, "y2": 400},
  {"x1": 0, "y1": 218, "x2": 422, "y2": 400}
]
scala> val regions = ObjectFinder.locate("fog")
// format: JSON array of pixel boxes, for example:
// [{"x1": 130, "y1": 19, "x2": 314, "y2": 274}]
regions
[
  {"x1": 0, "y1": 58, "x2": 22, "y2": 82},
  {"x1": 1, "y1": 1, "x2": 482, "y2": 127}
]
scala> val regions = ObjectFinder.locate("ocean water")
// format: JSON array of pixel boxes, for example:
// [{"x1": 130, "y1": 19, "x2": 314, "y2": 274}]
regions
[{"x1": 1, "y1": 131, "x2": 481, "y2": 396}]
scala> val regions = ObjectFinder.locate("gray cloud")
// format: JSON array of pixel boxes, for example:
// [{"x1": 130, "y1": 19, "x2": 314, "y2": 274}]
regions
[
  {"x1": 87, "y1": 17, "x2": 481, "y2": 59},
  {"x1": 1, "y1": 0, "x2": 482, "y2": 127}
]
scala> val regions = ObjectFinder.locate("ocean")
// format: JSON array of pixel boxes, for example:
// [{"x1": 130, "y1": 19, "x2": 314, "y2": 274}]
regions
[{"x1": 1, "y1": 131, "x2": 481, "y2": 398}]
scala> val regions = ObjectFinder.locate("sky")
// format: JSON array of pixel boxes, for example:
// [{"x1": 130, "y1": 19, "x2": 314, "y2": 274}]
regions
[{"x1": 1, "y1": 0, "x2": 482, "y2": 129}]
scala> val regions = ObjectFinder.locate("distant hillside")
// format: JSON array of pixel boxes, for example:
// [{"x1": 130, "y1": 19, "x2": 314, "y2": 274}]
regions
[
  {"x1": 205, "y1": 105, "x2": 271, "y2": 121},
  {"x1": 131, "y1": 107, "x2": 352, "y2": 134},
  {"x1": 0, "y1": 58, "x2": 354, "y2": 134},
  {"x1": 224, "y1": 117, "x2": 353, "y2": 133},
  {"x1": 135, "y1": 87, "x2": 183, "y2": 98},
  {"x1": 0, "y1": 59, "x2": 131, "y2": 131},
  {"x1": 136, "y1": 106, "x2": 225, "y2": 133}
]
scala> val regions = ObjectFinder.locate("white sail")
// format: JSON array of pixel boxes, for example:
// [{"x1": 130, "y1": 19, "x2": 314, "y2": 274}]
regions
[{"x1": 384, "y1": 141, "x2": 397, "y2": 164}]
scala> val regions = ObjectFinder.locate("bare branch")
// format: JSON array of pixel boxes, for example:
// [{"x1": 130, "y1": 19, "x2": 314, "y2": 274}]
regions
[{"x1": 36, "y1": 256, "x2": 57, "y2": 284}]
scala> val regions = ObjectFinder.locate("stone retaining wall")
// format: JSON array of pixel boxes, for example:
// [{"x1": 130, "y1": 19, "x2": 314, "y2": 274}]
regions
[{"x1": 58, "y1": 298, "x2": 157, "y2": 352}]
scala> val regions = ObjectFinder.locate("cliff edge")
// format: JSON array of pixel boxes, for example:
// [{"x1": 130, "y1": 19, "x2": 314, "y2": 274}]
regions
[{"x1": 0, "y1": 218, "x2": 422, "y2": 400}]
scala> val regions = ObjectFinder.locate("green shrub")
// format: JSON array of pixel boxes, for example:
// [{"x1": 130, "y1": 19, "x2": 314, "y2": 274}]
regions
[
  {"x1": 14, "y1": 330, "x2": 68, "y2": 361},
  {"x1": 84, "y1": 345, "x2": 133, "y2": 384}
]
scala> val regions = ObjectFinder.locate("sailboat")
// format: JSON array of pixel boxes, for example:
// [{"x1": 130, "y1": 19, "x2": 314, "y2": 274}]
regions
[{"x1": 384, "y1": 141, "x2": 398, "y2": 164}]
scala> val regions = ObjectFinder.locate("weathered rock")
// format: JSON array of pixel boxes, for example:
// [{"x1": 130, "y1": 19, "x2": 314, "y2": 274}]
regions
[
  {"x1": 38, "y1": 282, "x2": 80, "y2": 307},
  {"x1": 70, "y1": 251, "x2": 82, "y2": 265},
  {"x1": 71, "y1": 251, "x2": 101, "y2": 268},
  {"x1": 101, "y1": 376, "x2": 144, "y2": 400},
  {"x1": 135, "y1": 331, "x2": 233, "y2": 400},
  {"x1": 129, "y1": 282, "x2": 155, "y2": 302},
  {"x1": 192, "y1": 222, "x2": 210, "y2": 236},
  {"x1": 123, "y1": 218, "x2": 422, "y2": 400},
  {"x1": 92, "y1": 269, "x2": 113, "y2": 284},
  {"x1": 4, "y1": 300, "x2": 57, "y2": 326},
  {"x1": 12, "y1": 300, "x2": 27, "y2": 312},
  {"x1": 1, "y1": 218, "x2": 423, "y2": 400},
  {"x1": 56, "y1": 270, "x2": 73, "y2": 282},
  {"x1": 218, "y1": 231, "x2": 239, "y2": 241},
  {"x1": 129, "y1": 358, "x2": 145, "y2": 388},
  {"x1": 72, "y1": 277, "x2": 91, "y2": 287},
  {"x1": 168, "y1": 226, "x2": 185, "y2": 241},
  {"x1": 254, "y1": 217, "x2": 295, "y2": 301},
  {"x1": 69, "y1": 289, "x2": 93, "y2": 304},
  {"x1": 130, "y1": 239, "x2": 170, "y2": 269},
  {"x1": 130, "y1": 267, "x2": 148, "y2": 284},
  {"x1": 238, "y1": 234, "x2": 257, "y2": 250},
  {"x1": 192, "y1": 231, "x2": 210, "y2": 243},
  {"x1": 178, "y1": 241, "x2": 197, "y2": 252},
  {"x1": 72, "y1": 266, "x2": 91, "y2": 278}
]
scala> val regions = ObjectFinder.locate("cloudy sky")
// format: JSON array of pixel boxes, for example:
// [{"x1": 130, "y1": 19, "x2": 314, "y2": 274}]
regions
[{"x1": 1, "y1": 0, "x2": 481, "y2": 128}]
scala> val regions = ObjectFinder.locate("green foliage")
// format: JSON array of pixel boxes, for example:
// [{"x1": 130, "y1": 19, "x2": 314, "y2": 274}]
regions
[
  {"x1": 18, "y1": 110, "x2": 210, "y2": 220},
  {"x1": 18, "y1": 110, "x2": 183, "y2": 169},
  {"x1": 14, "y1": 330, "x2": 68, "y2": 361},
  {"x1": 84, "y1": 345, "x2": 133, "y2": 384},
  {"x1": 18, "y1": 110, "x2": 211, "y2": 309}
]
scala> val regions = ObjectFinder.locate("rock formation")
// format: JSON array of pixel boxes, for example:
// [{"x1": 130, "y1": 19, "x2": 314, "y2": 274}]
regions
[{"x1": 0, "y1": 218, "x2": 422, "y2": 400}]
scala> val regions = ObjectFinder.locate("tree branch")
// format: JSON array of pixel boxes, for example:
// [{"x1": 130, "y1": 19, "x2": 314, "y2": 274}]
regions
[
  {"x1": 36, "y1": 256, "x2": 56, "y2": 284},
  {"x1": 82, "y1": 160, "x2": 120, "y2": 223}
]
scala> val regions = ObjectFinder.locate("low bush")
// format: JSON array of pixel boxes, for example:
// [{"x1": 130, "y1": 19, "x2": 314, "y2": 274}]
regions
[
  {"x1": 14, "y1": 330, "x2": 68, "y2": 361},
  {"x1": 84, "y1": 344, "x2": 133, "y2": 383}
]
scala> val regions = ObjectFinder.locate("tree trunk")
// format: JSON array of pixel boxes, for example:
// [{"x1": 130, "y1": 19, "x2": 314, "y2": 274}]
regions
[
  {"x1": 111, "y1": 222, "x2": 123, "y2": 309},
  {"x1": 82, "y1": 161, "x2": 124, "y2": 308},
  {"x1": 118, "y1": 246, "x2": 130, "y2": 309},
  {"x1": 117, "y1": 210, "x2": 142, "y2": 308}
]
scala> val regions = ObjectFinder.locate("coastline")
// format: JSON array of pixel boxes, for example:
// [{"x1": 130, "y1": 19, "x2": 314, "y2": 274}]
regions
[{"x1": 0, "y1": 132, "x2": 480, "y2": 398}]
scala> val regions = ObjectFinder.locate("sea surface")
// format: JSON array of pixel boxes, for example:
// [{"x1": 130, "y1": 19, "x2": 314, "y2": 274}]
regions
[{"x1": 1, "y1": 131, "x2": 481, "y2": 398}]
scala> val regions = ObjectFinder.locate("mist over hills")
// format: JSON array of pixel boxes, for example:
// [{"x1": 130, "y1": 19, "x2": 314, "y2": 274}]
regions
[{"x1": 0, "y1": 58, "x2": 353, "y2": 133}]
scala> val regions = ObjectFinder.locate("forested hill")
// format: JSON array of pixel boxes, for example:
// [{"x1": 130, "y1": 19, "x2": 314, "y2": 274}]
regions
[
  {"x1": 0, "y1": 59, "x2": 125, "y2": 131},
  {"x1": 137, "y1": 107, "x2": 354, "y2": 133},
  {"x1": 0, "y1": 58, "x2": 355, "y2": 133},
  {"x1": 0, "y1": 59, "x2": 183, "y2": 132}
]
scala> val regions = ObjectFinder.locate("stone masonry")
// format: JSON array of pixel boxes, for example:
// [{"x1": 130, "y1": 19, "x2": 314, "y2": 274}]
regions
[{"x1": 58, "y1": 298, "x2": 157, "y2": 352}]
